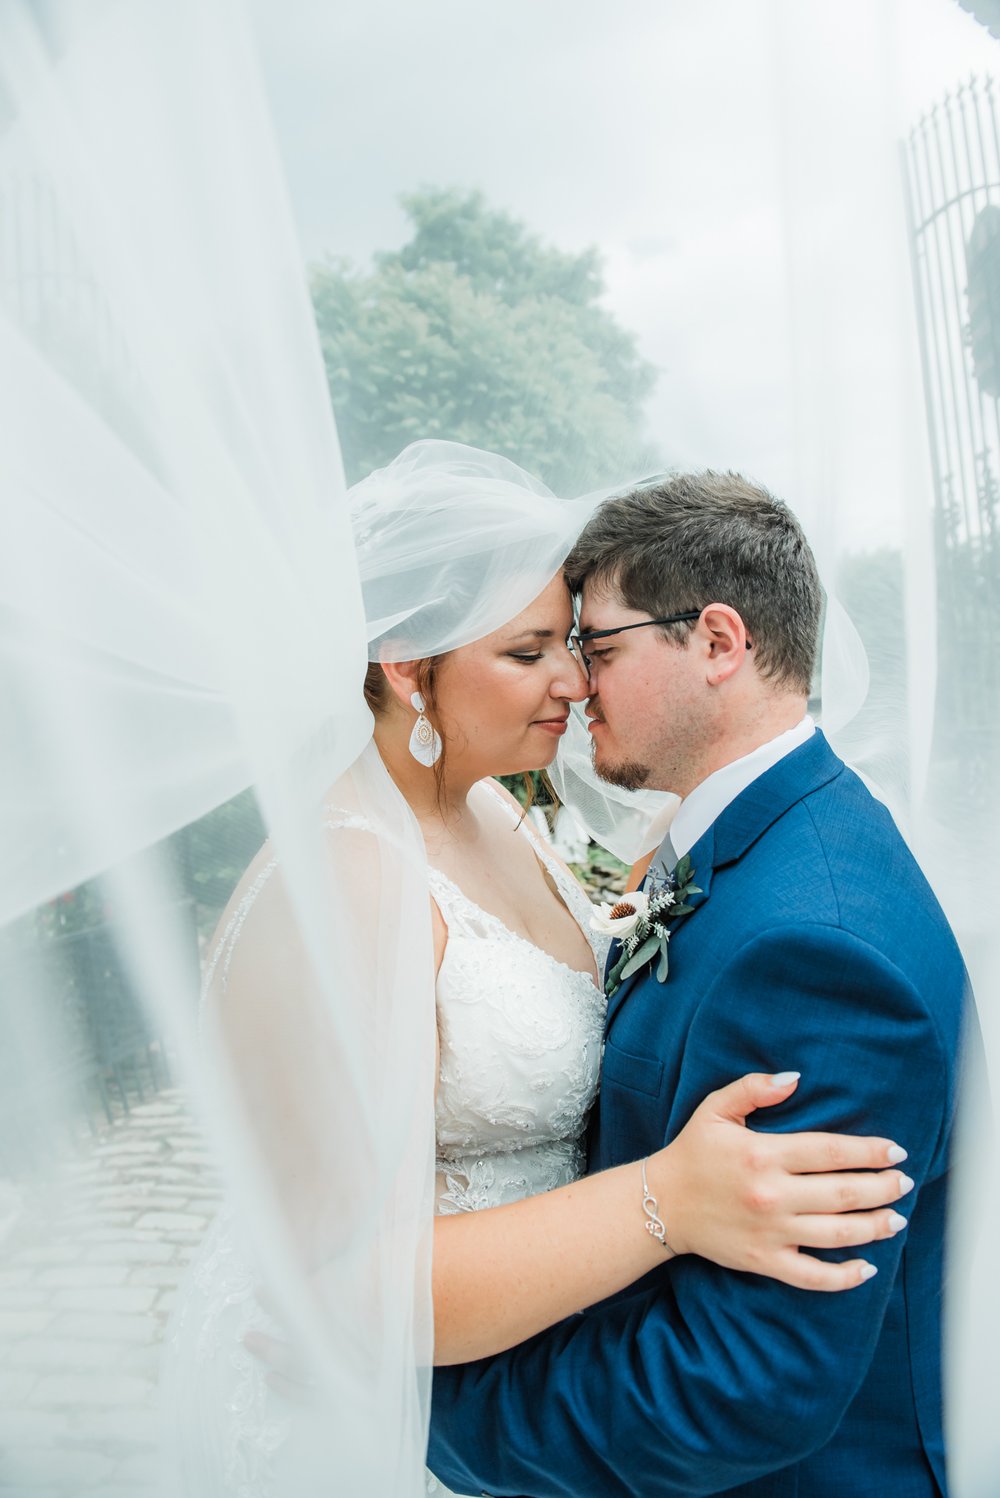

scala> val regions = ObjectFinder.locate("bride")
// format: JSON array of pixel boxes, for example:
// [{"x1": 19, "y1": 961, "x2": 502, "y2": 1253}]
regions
[{"x1": 162, "y1": 444, "x2": 914, "y2": 1497}]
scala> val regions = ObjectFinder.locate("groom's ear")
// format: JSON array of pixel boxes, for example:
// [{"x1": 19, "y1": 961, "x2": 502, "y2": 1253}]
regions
[{"x1": 699, "y1": 604, "x2": 751, "y2": 687}]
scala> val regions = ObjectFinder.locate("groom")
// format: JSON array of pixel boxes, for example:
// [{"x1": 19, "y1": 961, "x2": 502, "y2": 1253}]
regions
[{"x1": 428, "y1": 472, "x2": 970, "y2": 1496}]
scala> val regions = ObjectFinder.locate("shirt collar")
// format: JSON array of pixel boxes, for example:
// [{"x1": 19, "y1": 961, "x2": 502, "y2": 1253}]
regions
[{"x1": 669, "y1": 714, "x2": 815, "y2": 862}]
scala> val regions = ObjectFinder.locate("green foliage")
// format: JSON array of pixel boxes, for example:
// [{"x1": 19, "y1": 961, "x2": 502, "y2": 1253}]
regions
[
  {"x1": 311, "y1": 187, "x2": 658, "y2": 493},
  {"x1": 579, "y1": 843, "x2": 630, "y2": 883},
  {"x1": 170, "y1": 788, "x2": 267, "y2": 936},
  {"x1": 31, "y1": 880, "x2": 107, "y2": 943},
  {"x1": 498, "y1": 768, "x2": 557, "y2": 816}
]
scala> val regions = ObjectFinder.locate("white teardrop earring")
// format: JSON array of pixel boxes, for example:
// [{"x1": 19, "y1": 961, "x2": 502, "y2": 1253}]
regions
[{"x1": 408, "y1": 691, "x2": 442, "y2": 767}]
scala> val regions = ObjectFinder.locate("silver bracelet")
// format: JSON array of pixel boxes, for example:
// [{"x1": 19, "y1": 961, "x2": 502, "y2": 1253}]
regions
[{"x1": 641, "y1": 1157, "x2": 671, "y2": 1249}]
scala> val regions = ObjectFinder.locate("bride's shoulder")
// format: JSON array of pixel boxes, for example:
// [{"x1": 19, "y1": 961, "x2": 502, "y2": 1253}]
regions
[
  {"x1": 476, "y1": 776, "x2": 525, "y2": 821},
  {"x1": 205, "y1": 809, "x2": 383, "y2": 981},
  {"x1": 474, "y1": 778, "x2": 578, "y2": 882}
]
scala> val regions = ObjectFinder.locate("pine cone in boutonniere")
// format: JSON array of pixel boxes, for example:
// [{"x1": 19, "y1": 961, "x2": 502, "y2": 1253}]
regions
[{"x1": 592, "y1": 855, "x2": 702, "y2": 1000}]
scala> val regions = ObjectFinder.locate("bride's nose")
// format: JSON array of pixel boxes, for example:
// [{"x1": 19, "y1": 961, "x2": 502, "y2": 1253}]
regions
[{"x1": 550, "y1": 653, "x2": 590, "y2": 702}]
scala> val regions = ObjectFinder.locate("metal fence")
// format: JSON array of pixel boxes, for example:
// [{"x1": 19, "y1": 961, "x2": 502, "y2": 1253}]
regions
[
  {"x1": 0, "y1": 902, "x2": 197, "y2": 1172},
  {"x1": 903, "y1": 77, "x2": 1000, "y2": 770}
]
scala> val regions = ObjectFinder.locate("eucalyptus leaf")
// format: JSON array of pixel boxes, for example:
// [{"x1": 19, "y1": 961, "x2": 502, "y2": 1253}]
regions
[
  {"x1": 619, "y1": 934, "x2": 662, "y2": 982},
  {"x1": 656, "y1": 947, "x2": 670, "y2": 983},
  {"x1": 606, "y1": 953, "x2": 627, "y2": 988}
]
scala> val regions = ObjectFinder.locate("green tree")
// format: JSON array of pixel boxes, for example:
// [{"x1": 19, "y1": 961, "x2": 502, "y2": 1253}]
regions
[{"x1": 311, "y1": 187, "x2": 658, "y2": 492}]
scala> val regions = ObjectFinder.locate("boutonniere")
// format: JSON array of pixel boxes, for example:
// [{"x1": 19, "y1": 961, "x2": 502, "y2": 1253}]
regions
[{"x1": 591, "y1": 855, "x2": 702, "y2": 1000}]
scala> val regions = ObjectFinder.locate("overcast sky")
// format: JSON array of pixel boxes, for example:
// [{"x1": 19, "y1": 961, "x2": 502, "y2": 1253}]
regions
[{"x1": 247, "y1": 0, "x2": 1000, "y2": 550}]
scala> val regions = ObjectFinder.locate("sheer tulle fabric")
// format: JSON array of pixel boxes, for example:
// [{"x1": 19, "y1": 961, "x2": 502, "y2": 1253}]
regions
[
  {"x1": 0, "y1": 3, "x2": 996, "y2": 1496},
  {"x1": 0, "y1": 7, "x2": 652, "y2": 1489},
  {"x1": 0, "y1": 4, "x2": 435, "y2": 1492}
]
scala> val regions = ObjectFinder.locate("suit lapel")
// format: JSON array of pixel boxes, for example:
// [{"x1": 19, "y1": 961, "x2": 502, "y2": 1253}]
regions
[{"x1": 602, "y1": 732, "x2": 845, "y2": 1035}]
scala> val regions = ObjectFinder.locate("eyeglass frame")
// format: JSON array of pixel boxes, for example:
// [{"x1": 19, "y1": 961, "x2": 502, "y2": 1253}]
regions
[{"x1": 569, "y1": 609, "x2": 752, "y2": 669}]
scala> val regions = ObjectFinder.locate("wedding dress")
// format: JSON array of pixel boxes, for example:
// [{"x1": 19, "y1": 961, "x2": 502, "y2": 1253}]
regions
[{"x1": 161, "y1": 778, "x2": 611, "y2": 1497}]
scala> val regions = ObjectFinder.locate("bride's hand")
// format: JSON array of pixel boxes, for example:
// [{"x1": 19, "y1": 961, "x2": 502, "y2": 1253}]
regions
[{"x1": 650, "y1": 1071, "x2": 913, "y2": 1290}]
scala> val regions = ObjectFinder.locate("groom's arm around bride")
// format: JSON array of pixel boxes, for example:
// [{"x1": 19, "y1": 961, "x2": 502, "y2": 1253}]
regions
[{"x1": 427, "y1": 473, "x2": 972, "y2": 1498}]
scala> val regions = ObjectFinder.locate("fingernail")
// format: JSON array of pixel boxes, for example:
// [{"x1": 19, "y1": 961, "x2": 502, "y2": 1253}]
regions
[
  {"x1": 769, "y1": 1071, "x2": 800, "y2": 1087},
  {"x1": 888, "y1": 1212, "x2": 908, "y2": 1234},
  {"x1": 859, "y1": 1263, "x2": 878, "y2": 1281},
  {"x1": 887, "y1": 1145, "x2": 908, "y2": 1164},
  {"x1": 897, "y1": 1174, "x2": 914, "y2": 1196}
]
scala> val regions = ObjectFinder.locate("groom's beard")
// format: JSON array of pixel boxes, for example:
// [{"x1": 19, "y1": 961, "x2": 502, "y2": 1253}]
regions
[{"x1": 590, "y1": 740, "x2": 652, "y2": 792}]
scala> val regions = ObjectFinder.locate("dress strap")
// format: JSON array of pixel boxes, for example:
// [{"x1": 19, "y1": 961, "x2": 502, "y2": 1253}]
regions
[
  {"x1": 320, "y1": 809, "x2": 380, "y2": 837},
  {"x1": 202, "y1": 808, "x2": 382, "y2": 1006},
  {"x1": 201, "y1": 855, "x2": 280, "y2": 1004},
  {"x1": 477, "y1": 779, "x2": 584, "y2": 913},
  {"x1": 477, "y1": 780, "x2": 608, "y2": 968},
  {"x1": 426, "y1": 866, "x2": 496, "y2": 940}
]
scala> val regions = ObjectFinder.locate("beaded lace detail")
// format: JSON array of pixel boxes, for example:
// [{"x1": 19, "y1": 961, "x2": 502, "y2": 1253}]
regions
[
  {"x1": 200, "y1": 856, "x2": 279, "y2": 1006},
  {"x1": 429, "y1": 785, "x2": 607, "y2": 1217},
  {"x1": 168, "y1": 781, "x2": 607, "y2": 1496}
]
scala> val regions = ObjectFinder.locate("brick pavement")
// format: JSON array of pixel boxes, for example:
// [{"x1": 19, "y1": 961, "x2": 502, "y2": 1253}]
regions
[{"x1": 0, "y1": 1090, "x2": 222, "y2": 1497}]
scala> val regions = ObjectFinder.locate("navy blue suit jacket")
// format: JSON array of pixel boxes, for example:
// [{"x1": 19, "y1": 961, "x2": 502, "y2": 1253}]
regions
[{"x1": 428, "y1": 733, "x2": 970, "y2": 1497}]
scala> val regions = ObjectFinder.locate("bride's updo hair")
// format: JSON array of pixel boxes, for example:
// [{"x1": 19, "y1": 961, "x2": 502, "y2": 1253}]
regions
[{"x1": 363, "y1": 661, "x2": 384, "y2": 715}]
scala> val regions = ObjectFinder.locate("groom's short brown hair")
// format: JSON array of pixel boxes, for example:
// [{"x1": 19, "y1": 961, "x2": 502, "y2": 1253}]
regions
[{"x1": 564, "y1": 471, "x2": 822, "y2": 694}]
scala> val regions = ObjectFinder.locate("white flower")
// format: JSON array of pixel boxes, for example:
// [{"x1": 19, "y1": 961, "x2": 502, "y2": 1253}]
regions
[{"x1": 590, "y1": 889, "x2": 650, "y2": 939}]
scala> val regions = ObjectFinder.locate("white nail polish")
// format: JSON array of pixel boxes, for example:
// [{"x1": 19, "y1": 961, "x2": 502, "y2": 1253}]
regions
[
  {"x1": 769, "y1": 1071, "x2": 801, "y2": 1087},
  {"x1": 897, "y1": 1174, "x2": 914, "y2": 1196},
  {"x1": 887, "y1": 1145, "x2": 908, "y2": 1164},
  {"x1": 888, "y1": 1212, "x2": 908, "y2": 1233},
  {"x1": 859, "y1": 1263, "x2": 878, "y2": 1281}
]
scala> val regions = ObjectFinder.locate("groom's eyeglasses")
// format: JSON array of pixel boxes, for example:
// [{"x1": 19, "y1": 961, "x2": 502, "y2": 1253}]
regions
[
  {"x1": 569, "y1": 610, "x2": 754, "y2": 671},
  {"x1": 569, "y1": 611, "x2": 702, "y2": 671}
]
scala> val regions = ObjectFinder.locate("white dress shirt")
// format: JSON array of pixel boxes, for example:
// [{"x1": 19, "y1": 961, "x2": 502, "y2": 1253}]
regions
[{"x1": 657, "y1": 714, "x2": 815, "y2": 872}]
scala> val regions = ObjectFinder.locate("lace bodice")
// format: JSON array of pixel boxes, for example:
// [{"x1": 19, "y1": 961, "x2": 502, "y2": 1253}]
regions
[
  {"x1": 163, "y1": 780, "x2": 608, "y2": 1496},
  {"x1": 429, "y1": 786, "x2": 608, "y2": 1213}
]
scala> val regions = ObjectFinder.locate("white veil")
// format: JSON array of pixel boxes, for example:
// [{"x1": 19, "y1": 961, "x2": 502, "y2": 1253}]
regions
[
  {"x1": 0, "y1": 5, "x2": 615, "y2": 1492},
  {"x1": 0, "y1": 5, "x2": 430, "y2": 1493},
  {"x1": 0, "y1": 1, "x2": 997, "y2": 1495}
]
